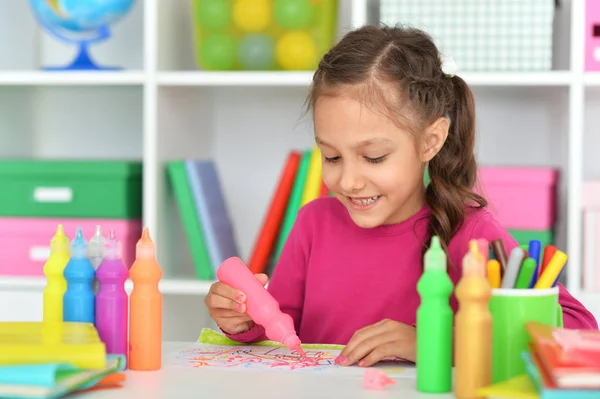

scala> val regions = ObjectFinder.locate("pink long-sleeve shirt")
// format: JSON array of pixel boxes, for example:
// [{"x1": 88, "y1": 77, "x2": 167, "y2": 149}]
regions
[{"x1": 227, "y1": 197, "x2": 598, "y2": 345}]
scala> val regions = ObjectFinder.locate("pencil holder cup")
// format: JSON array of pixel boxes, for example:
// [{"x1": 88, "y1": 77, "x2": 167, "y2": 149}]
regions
[{"x1": 489, "y1": 287, "x2": 562, "y2": 383}]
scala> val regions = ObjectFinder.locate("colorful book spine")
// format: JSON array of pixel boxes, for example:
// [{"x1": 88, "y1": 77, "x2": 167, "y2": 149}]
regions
[
  {"x1": 273, "y1": 149, "x2": 312, "y2": 263},
  {"x1": 166, "y1": 161, "x2": 213, "y2": 280},
  {"x1": 248, "y1": 151, "x2": 301, "y2": 274},
  {"x1": 185, "y1": 160, "x2": 239, "y2": 274}
]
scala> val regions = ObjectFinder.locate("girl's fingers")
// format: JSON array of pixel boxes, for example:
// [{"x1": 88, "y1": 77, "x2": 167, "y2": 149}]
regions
[
  {"x1": 342, "y1": 330, "x2": 397, "y2": 366},
  {"x1": 338, "y1": 321, "x2": 389, "y2": 364},
  {"x1": 210, "y1": 282, "x2": 246, "y2": 303},
  {"x1": 206, "y1": 293, "x2": 246, "y2": 313},
  {"x1": 358, "y1": 342, "x2": 399, "y2": 368}
]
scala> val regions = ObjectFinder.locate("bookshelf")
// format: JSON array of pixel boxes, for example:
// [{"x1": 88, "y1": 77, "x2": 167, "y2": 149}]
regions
[{"x1": 0, "y1": 0, "x2": 599, "y2": 339}]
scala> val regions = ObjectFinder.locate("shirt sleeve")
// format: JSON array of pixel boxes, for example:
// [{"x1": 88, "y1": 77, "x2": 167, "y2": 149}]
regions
[
  {"x1": 223, "y1": 205, "x2": 311, "y2": 343},
  {"x1": 466, "y1": 211, "x2": 598, "y2": 330}
]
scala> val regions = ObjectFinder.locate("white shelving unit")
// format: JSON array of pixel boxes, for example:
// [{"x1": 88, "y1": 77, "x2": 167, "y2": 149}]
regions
[{"x1": 1, "y1": 0, "x2": 599, "y2": 339}]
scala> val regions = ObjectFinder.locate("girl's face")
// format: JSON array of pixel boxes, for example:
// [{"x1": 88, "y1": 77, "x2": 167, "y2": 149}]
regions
[{"x1": 314, "y1": 94, "x2": 428, "y2": 228}]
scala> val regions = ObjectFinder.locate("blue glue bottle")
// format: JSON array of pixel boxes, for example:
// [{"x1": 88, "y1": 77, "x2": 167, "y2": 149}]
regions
[
  {"x1": 63, "y1": 227, "x2": 96, "y2": 323},
  {"x1": 95, "y1": 229, "x2": 129, "y2": 359}
]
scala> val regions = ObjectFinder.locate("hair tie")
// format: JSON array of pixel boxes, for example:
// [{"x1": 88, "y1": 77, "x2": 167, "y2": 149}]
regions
[{"x1": 440, "y1": 54, "x2": 458, "y2": 78}]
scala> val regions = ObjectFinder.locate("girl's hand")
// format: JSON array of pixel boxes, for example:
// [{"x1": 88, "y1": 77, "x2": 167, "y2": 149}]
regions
[
  {"x1": 204, "y1": 273, "x2": 269, "y2": 335},
  {"x1": 336, "y1": 319, "x2": 416, "y2": 367}
]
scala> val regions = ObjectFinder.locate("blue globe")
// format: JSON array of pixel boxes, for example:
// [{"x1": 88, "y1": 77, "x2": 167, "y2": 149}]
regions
[{"x1": 30, "y1": 0, "x2": 136, "y2": 70}]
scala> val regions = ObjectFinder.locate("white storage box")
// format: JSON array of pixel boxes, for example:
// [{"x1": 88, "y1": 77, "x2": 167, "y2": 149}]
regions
[{"x1": 379, "y1": 0, "x2": 556, "y2": 71}]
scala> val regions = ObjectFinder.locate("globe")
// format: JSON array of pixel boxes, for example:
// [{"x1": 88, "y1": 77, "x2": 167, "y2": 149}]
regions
[{"x1": 29, "y1": 0, "x2": 136, "y2": 70}]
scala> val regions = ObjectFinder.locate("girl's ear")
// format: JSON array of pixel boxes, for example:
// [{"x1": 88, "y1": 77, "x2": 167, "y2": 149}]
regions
[{"x1": 420, "y1": 116, "x2": 449, "y2": 163}]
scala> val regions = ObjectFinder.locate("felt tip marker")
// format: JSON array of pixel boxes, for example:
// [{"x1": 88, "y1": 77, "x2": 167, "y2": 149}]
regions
[
  {"x1": 540, "y1": 245, "x2": 557, "y2": 276},
  {"x1": 527, "y1": 240, "x2": 542, "y2": 288},
  {"x1": 500, "y1": 247, "x2": 525, "y2": 289},
  {"x1": 514, "y1": 258, "x2": 536, "y2": 289},
  {"x1": 486, "y1": 260, "x2": 501, "y2": 289},
  {"x1": 491, "y1": 239, "x2": 508, "y2": 277},
  {"x1": 534, "y1": 250, "x2": 568, "y2": 289}
]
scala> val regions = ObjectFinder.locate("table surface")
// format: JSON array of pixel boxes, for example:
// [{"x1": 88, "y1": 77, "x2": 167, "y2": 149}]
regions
[{"x1": 70, "y1": 342, "x2": 458, "y2": 399}]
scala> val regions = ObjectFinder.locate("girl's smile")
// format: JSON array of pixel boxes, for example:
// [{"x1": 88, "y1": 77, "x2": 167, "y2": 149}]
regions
[{"x1": 347, "y1": 195, "x2": 381, "y2": 211}]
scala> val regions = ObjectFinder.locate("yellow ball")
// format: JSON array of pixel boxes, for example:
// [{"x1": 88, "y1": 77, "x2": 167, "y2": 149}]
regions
[
  {"x1": 233, "y1": 0, "x2": 271, "y2": 33},
  {"x1": 276, "y1": 31, "x2": 317, "y2": 70}
]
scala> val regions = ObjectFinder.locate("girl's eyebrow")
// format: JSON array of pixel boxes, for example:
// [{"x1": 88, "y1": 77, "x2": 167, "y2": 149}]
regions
[{"x1": 316, "y1": 136, "x2": 394, "y2": 148}]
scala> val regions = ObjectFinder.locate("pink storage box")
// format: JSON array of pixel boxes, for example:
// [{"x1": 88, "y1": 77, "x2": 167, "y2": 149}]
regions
[
  {"x1": 476, "y1": 167, "x2": 558, "y2": 230},
  {"x1": 583, "y1": 181, "x2": 600, "y2": 292},
  {"x1": 586, "y1": 0, "x2": 600, "y2": 71},
  {"x1": 0, "y1": 217, "x2": 142, "y2": 277}
]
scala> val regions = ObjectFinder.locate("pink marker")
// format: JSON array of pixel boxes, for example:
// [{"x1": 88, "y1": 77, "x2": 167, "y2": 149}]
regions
[
  {"x1": 95, "y1": 229, "x2": 129, "y2": 362},
  {"x1": 217, "y1": 257, "x2": 303, "y2": 354}
]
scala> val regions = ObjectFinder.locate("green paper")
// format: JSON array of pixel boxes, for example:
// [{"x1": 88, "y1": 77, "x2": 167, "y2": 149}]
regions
[{"x1": 197, "y1": 328, "x2": 344, "y2": 350}]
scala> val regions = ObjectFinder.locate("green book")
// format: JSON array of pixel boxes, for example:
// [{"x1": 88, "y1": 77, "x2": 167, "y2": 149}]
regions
[{"x1": 166, "y1": 161, "x2": 213, "y2": 280}]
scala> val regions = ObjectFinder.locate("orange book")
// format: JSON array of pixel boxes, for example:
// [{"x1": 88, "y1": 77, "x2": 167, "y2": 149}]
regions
[
  {"x1": 248, "y1": 151, "x2": 301, "y2": 274},
  {"x1": 525, "y1": 322, "x2": 600, "y2": 389}
]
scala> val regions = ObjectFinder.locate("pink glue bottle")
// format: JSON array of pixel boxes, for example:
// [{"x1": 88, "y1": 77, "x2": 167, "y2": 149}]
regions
[
  {"x1": 217, "y1": 257, "x2": 303, "y2": 353},
  {"x1": 95, "y1": 229, "x2": 129, "y2": 361}
]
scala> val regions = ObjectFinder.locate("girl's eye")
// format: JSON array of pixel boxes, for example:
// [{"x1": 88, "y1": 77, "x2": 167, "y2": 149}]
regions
[
  {"x1": 365, "y1": 155, "x2": 386, "y2": 164},
  {"x1": 324, "y1": 156, "x2": 340, "y2": 163}
]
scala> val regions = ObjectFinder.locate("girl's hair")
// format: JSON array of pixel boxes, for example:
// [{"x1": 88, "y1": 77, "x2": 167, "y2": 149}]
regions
[{"x1": 306, "y1": 24, "x2": 486, "y2": 255}]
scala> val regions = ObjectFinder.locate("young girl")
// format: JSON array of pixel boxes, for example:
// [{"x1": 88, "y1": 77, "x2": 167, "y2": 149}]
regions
[{"x1": 205, "y1": 25, "x2": 598, "y2": 367}]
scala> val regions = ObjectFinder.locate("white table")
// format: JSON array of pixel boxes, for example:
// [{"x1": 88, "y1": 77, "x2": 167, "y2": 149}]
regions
[{"x1": 71, "y1": 342, "x2": 458, "y2": 399}]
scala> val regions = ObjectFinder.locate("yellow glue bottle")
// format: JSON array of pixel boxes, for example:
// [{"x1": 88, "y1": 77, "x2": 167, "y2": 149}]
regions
[
  {"x1": 454, "y1": 240, "x2": 493, "y2": 399},
  {"x1": 43, "y1": 224, "x2": 70, "y2": 323}
]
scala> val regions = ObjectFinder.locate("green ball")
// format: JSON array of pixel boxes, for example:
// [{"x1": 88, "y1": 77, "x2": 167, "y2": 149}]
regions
[
  {"x1": 197, "y1": 0, "x2": 232, "y2": 31},
  {"x1": 273, "y1": 0, "x2": 313, "y2": 30},
  {"x1": 238, "y1": 34, "x2": 275, "y2": 70},
  {"x1": 200, "y1": 34, "x2": 237, "y2": 70}
]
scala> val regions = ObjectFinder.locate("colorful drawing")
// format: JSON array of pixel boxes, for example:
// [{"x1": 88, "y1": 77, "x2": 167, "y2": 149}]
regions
[{"x1": 166, "y1": 344, "x2": 416, "y2": 378}]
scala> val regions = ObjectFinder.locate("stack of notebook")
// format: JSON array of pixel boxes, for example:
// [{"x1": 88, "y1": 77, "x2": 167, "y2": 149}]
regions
[
  {"x1": 0, "y1": 322, "x2": 126, "y2": 398},
  {"x1": 478, "y1": 322, "x2": 600, "y2": 399}
]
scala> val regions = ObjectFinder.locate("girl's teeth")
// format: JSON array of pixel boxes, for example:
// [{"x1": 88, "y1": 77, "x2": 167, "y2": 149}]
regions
[{"x1": 351, "y1": 196, "x2": 378, "y2": 205}]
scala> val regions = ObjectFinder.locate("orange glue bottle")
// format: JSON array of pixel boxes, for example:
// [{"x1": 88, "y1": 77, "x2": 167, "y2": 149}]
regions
[
  {"x1": 43, "y1": 224, "x2": 70, "y2": 323},
  {"x1": 217, "y1": 256, "x2": 303, "y2": 353},
  {"x1": 128, "y1": 227, "x2": 163, "y2": 371},
  {"x1": 454, "y1": 240, "x2": 492, "y2": 399}
]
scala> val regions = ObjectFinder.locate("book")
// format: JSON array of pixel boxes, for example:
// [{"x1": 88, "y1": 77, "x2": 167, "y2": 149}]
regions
[
  {"x1": 525, "y1": 322, "x2": 600, "y2": 389},
  {"x1": 0, "y1": 355, "x2": 124, "y2": 399},
  {"x1": 248, "y1": 151, "x2": 301, "y2": 274},
  {"x1": 300, "y1": 146, "x2": 322, "y2": 206},
  {"x1": 185, "y1": 160, "x2": 239, "y2": 274},
  {"x1": 273, "y1": 149, "x2": 311, "y2": 263},
  {"x1": 522, "y1": 350, "x2": 600, "y2": 399},
  {"x1": 167, "y1": 161, "x2": 213, "y2": 280}
]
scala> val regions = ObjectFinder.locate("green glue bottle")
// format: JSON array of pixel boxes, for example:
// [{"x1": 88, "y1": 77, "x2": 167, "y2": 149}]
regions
[{"x1": 416, "y1": 236, "x2": 454, "y2": 393}]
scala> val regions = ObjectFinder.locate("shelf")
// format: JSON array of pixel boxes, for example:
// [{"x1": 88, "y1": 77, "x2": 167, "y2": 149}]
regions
[
  {"x1": 460, "y1": 71, "x2": 572, "y2": 86},
  {"x1": 157, "y1": 71, "x2": 314, "y2": 87},
  {"x1": 156, "y1": 71, "x2": 575, "y2": 87},
  {"x1": 0, "y1": 71, "x2": 146, "y2": 86},
  {"x1": 584, "y1": 72, "x2": 600, "y2": 86},
  {"x1": 0, "y1": 70, "x2": 575, "y2": 88},
  {"x1": 0, "y1": 276, "x2": 214, "y2": 295}
]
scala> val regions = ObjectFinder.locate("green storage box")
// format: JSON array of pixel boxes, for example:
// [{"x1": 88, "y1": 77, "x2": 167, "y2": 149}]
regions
[
  {"x1": 0, "y1": 160, "x2": 142, "y2": 219},
  {"x1": 509, "y1": 229, "x2": 554, "y2": 248}
]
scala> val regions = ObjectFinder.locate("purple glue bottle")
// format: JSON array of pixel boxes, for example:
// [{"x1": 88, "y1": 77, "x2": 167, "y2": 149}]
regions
[{"x1": 95, "y1": 229, "x2": 129, "y2": 361}]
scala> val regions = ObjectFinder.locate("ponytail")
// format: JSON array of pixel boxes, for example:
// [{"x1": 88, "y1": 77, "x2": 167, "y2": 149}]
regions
[{"x1": 423, "y1": 76, "x2": 487, "y2": 260}]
